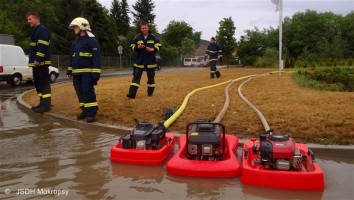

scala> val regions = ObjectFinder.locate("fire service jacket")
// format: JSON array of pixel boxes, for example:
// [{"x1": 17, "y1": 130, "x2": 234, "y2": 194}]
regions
[
  {"x1": 205, "y1": 43, "x2": 222, "y2": 62},
  {"x1": 130, "y1": 31, "x2": 161, "y2": 68},
  {"x1": 67, "y1": 35, "x2": 101, "y2": 77},
  {"x1": 29, "y1": 24, "x2": 51, "y2": 67}
]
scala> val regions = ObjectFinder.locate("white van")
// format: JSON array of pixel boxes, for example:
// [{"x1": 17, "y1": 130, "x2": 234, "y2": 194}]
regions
[
  {"x1": 184, "y1": 58, "x2": 199, "y2": 67},
  {"x1": 0, "y1": 44, "x2": 59, "y2": 86}
]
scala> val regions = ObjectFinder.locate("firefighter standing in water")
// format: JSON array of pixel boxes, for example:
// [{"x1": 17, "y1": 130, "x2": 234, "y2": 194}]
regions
[
  {"x1": 127, "y1": 21, "x2": 161, "y2": 98},
  {"x1": 66, "y1": 17, "x2": 101, "y2": 123},
  {"x1": 205, "y1": 37, "x2": 222, "y2": 78},
  {"x1": 27, "y1": 12, "x2": 52, "y2": 113}
]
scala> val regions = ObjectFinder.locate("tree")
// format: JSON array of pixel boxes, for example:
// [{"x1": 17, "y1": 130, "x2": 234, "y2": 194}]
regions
[
  {"x1": 162, "y1": 20, "x2": 201, "y2": 54},
  {"x1": 216, "y1": 17, "x2": 236, "y2": 67},
  {"x1": 81, "y1": 0, "x2": 119, "y2": 56},
  {"x1": 0, "y1": 12, "x2": 28, "y2": 51},
  {"x1": 110, "y1": 0, "x2": 121, "y2": 29},
  {"x1": 179, "y1": 38, "x2": 196, "y2": 57},
  {"x1": 237, "y1": 28, "x2": 266, "y2": 66},
  {"x1": 110, "y1": 0, "x2": 130, "y2": 36},
  {"x1": 119, "y1": 0, "x2": 130, "y2": 36},
  {"x1": 341, "y1": 12, "x2": 354, "y2": 57},
  {"x1": 132, "y1": 0, "x2": 156, "y2": 24},
  {"x1": 283, "y1": 10, "x2": 349, "y2": 66},
  {"x1": 0, "y1": 0, "x2": 120, "y2": 56}
]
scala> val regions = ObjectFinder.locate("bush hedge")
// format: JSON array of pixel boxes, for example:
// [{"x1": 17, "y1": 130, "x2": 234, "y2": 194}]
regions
[{"x1": 295, "y1": 67, "x2": 353, "y2": 92}]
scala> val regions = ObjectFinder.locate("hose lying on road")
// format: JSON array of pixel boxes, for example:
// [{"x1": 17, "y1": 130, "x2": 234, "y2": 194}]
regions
[{"x1": 237, "y1": 73, "x2": 273, "y2": 133}]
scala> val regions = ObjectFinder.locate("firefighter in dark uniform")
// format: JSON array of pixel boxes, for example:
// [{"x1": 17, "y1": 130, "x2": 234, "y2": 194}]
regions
[
  {"x1": 205, "y1": 37, "x2": 222, "y2": 78},
  {"x1": 66, "y1": 17, "x2": 101, "y2": 123},
  {"x1": 127, "y1": 21, "x2": 161, "y2": 98},
  {"x1": 27, "y1": 12, "x2": 52, "y2": 113}
]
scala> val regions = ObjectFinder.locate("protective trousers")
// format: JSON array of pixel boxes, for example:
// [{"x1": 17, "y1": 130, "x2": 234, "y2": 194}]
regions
[
  {"x1": 32, "y1": 65, "x2": 51, "y2": 106},
  {"x1": 209, "y1": 61, "x2": 221, "y2": 78},
  {"x1": 128, "y1": 67, "x2": 155, "y2": 96},
  {"x1": 73, "y1": 74, "x2": 98, "y2": 117}
]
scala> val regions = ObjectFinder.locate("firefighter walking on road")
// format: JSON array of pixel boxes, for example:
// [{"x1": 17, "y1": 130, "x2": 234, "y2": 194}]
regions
[
  {"x1": 205, "y1": 37, "x2": 222, "y2": 78},
  {"x1": 27, "y1": 12, "x2": 52, "y2": 113},
  {"x1": 127, "y1": 21, "x2": 161, "y2": 99},
  {"x1": 66, "y1": 17, "x2": 101, "y2": 123}
]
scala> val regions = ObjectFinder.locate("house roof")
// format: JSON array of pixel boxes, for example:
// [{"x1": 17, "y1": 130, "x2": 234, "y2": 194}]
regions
[{"x1": 194, "y1": 43, "x2": 208, "y2": 57}]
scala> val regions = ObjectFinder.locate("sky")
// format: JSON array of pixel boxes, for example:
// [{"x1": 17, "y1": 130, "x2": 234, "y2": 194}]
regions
[{"x1": 97, "y1": 0, "x2": 353, "y2": 40}]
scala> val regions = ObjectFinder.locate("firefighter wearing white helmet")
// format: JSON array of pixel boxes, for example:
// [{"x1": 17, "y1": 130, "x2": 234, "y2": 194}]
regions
[
  {"x1": 66, "y1": 17, "x2": 101, "y2": 123},
  {"x1": 68, "y1": 17, "x2": 95, "y2": 37}
]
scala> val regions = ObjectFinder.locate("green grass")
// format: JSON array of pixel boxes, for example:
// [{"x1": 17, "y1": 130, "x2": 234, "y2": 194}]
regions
[{"x1": 292, "y1": 66, "x2": 353, "y2": 92}]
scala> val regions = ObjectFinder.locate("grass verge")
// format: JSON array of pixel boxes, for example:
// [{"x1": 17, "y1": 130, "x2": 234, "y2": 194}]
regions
[
  {"x1": 292, "y1": 67, "x2": 353, "y2": 92},
  {"x1": 23, "y1": 67, "x2": 354, "y2": 145}
]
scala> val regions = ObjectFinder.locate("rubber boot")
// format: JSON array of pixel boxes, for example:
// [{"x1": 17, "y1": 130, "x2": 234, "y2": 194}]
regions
[
  {"x1": 87, "y1": 116, "x2": 95, "y2": 123},
  {"x1": 32, "y1": 97, "x2": 43, "y2": 110},
  {"x1": 31, "y1": 104, "x2": 40, "y2": 110},
  {"x1": 33, "y1": 103, "x2": 51, "y2": 113},
  {"x1": 77, "y1": 111, "x2": 86, "y2": 120},
  {"x1": 216, "y1": 71, "x2": 221, "y2": 78},
  {"x1": 127, "y1": 93, "x2": 136, "y2": 99}
]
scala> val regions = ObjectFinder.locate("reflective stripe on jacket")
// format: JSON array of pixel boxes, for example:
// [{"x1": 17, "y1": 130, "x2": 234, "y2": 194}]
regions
[
  {"x1": 205, "y1": 43, "x2": 222, "y2": 61},
  {"x1": 67, "y1": 35, "x2": 101, "y2": 75},
  {"x1": 130, "y1": 31, "x2": 161, "y2": 68},
  {"x1": 28, "y1": 24, "x2": 51, "y2": 67}
]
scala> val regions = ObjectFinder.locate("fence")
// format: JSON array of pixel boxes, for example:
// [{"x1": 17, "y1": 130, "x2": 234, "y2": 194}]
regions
[
  {"x1": 51, "y1": 55, "x2": 134, "y2": 71},
  {"x1": 51, "y1": 55, "x2": 183, "y2": 71}
]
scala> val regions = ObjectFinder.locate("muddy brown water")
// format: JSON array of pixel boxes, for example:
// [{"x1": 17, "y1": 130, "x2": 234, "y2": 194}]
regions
[{"x1": 0, "y1": 93, "x2": 353, "y2": 200}]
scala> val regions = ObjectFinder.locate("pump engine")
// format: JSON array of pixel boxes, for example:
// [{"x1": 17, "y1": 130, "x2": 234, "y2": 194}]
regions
[
  {"x1": 121, "y1": 119, "x2": 166, "y2": 150},
  {"x1": 253, "y1": 133, "x2": 302, "y2": 170},
  {"x1": 186, "y1": 121, "x2": 225, "y2": 161}
]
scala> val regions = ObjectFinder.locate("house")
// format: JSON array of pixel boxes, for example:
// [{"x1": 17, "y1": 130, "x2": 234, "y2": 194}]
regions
[{"x1": 193, "y1": 43, "x2": 208, "y2": 61}]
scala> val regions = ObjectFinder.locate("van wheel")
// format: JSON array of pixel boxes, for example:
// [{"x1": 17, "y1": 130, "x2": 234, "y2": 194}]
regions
[
  {"x1": 50, "y1": 72, "x2": 57, "y2": 83},
  {"x1": 11, "y1": 74, "x2": 22, "y2": 86}
]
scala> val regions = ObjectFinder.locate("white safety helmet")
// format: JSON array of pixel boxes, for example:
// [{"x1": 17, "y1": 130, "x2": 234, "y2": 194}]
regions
[{"x1": 68, "y1": 17, "x2": 91, "y2": 31}]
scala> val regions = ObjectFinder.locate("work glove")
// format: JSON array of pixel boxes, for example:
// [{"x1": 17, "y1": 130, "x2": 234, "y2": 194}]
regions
[
  {"x1": 92, "y1": 73, "x2": 100, "y2": 85},
  {"x1": 219, "y1": 57, "x2": 223, "y2": 63}
]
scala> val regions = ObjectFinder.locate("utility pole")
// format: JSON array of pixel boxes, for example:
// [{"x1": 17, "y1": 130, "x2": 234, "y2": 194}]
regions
[
  {"x1": 271, "y1": 0, "x2": 283, "y2": 76},
  {"x1": 278, "y1": 0, "x2": 283, "y2": 77},
  {"x1": 118, "y1": 46, "x2": 123, "y2": 68}
]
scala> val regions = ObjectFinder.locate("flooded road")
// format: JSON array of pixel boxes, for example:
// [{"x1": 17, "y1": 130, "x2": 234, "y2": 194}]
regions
[{"x1": 1, "y1": 85, "x2": 353, "y2": 200}]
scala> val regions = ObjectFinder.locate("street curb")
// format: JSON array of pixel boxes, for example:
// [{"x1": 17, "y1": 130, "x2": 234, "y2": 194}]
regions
[
  {"x1": 17, "y1": 88, "x2": 132, "y2": 134},
  {"x1": 17, "y1": 88, "x2": 354, "y2": 151}
]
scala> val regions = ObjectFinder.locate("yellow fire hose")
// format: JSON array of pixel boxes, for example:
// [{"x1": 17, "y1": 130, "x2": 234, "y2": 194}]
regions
[
  {"x1": 164, "y1": 74, "x2": 257, "y2": 129},
  {"x1": 163, "y1": 70, "x2": 292, "y2": 129}
]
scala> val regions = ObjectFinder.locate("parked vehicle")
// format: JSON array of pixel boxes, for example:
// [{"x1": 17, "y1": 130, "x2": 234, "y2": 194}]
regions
[
  {"x1": 155, "y1": 55, "x2": 162, "y2": 70},
  {"x1": 199, "y1": 59, "x2": 209, "y2": 67},
  {"x1": 184, "y1": 58, "x2": 198, "y2": 67},
  {"x1": 0, "y1": 44, "x2": 59, "y2": 86}
]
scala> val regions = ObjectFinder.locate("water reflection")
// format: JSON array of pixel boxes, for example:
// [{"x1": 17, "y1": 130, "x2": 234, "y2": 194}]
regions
[
  {"x1": 241, "y1": 184, "x2": 324, "y2": 200},
  {"x1": 0, "y1": 96, "x2": 353, "y2": 200},
  {"x1": 166, "y1": 174, "x2": 241, "y2": 200}
]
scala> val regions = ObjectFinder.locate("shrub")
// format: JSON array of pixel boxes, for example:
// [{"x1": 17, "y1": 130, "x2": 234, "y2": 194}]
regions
[{"x1": 293, "y1": 66, "x2": 353, "y2": 91}]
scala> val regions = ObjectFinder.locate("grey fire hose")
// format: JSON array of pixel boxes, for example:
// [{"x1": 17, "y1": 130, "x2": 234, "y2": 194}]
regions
[
  {"x1": 214, "y1": 80, "x2": 236, "y2": 123},
  {"x1": 237, "y1": 73, "x2": 273, "y2": 134}
]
